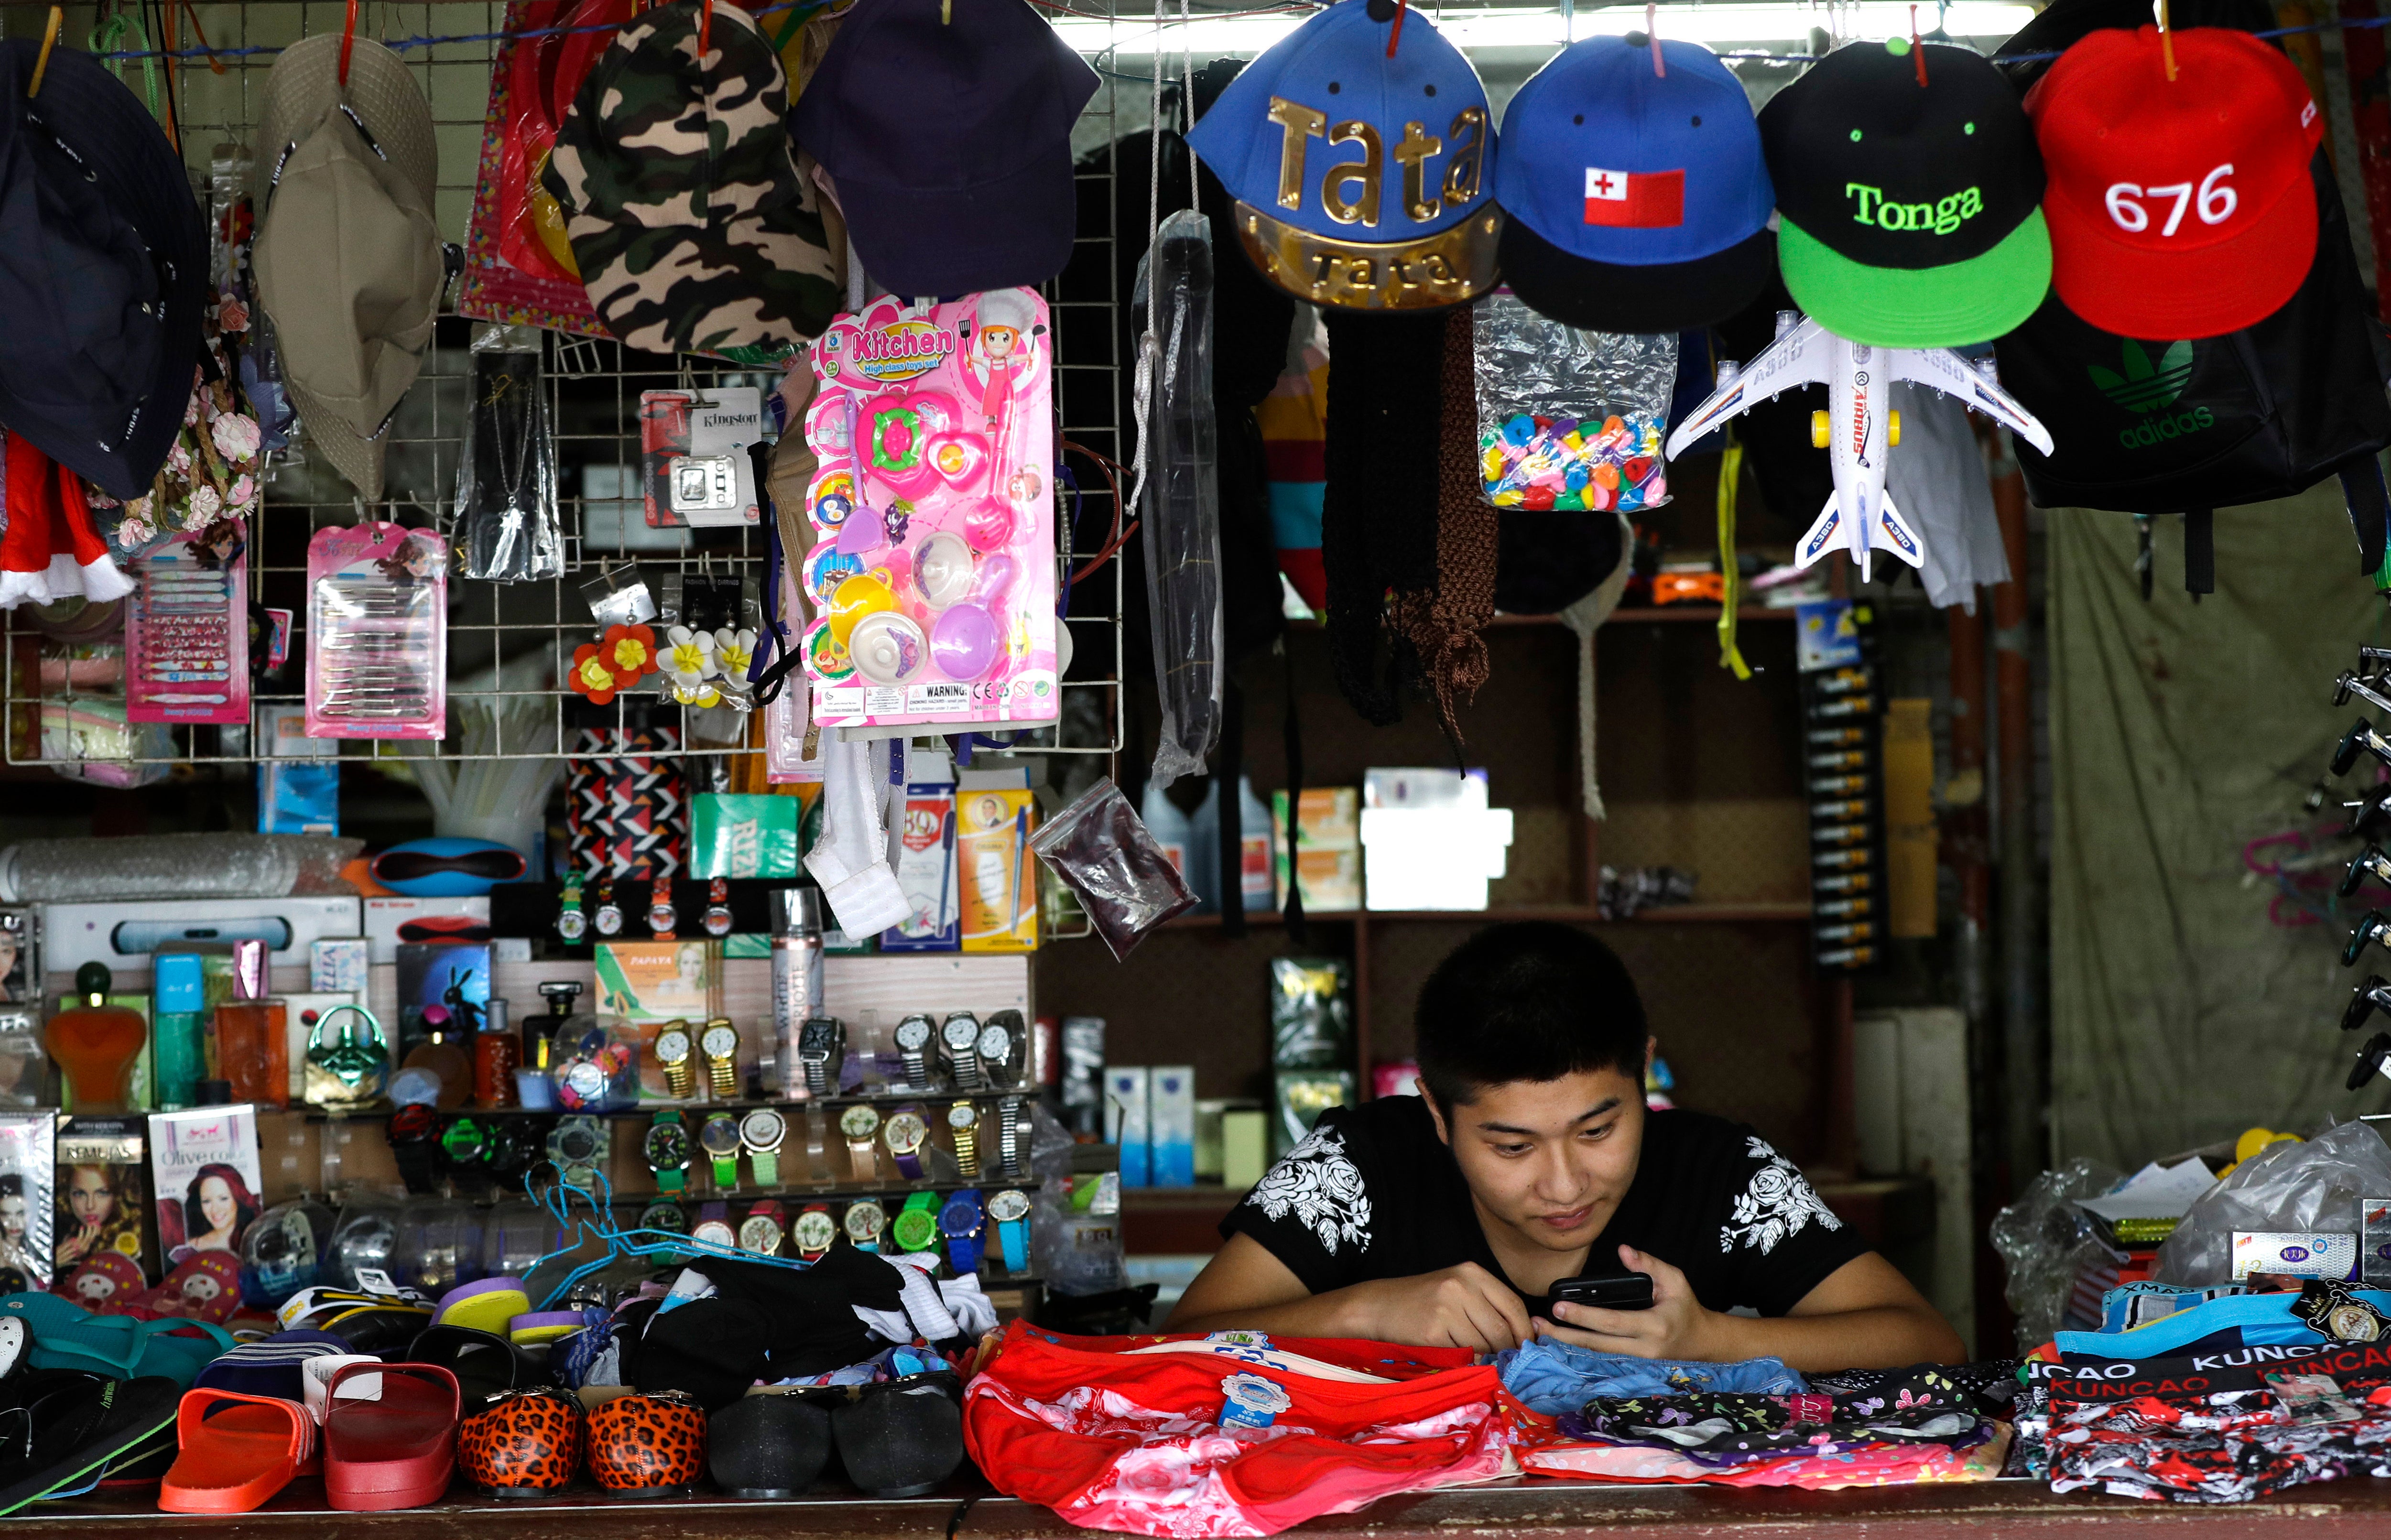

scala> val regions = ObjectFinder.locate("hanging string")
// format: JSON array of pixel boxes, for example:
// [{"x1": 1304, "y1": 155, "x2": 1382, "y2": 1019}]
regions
[
  {"x1": 1909, "y1": 2, "x2": 1926, "y2": 83},
  {"x1": 90, "y1": 1, "x2": 160, "y2": 112}
]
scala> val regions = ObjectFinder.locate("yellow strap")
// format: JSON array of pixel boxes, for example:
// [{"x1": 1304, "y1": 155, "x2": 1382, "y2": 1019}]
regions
[
  {"x1": 1716, "y1": 437, "x2": 1752, "y2": 680},
  {"x1": 27, "y1": 7, "x2": 64, "y2": 98}
]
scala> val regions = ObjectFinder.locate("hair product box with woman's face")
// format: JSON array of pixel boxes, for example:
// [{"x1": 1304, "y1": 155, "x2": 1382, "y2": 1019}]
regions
[
  {"x1": 54, "y1": 1116, "x2": 143, "y2": 1288},
  {"x1": 147, "y1": 1105, "x2": 262, "y2": 1269},
  {"x1": 0, "y1": 1110, "x2": 54, "y2": 1291}
]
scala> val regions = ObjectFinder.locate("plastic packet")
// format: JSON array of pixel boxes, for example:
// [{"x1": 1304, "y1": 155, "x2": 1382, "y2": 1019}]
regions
[
  {"x1": 457, "y1": 326, "x2": 564, "y2": 582},
  {"x1": 1134, "y1": 209, "x2": 1224, "y2": 789},
  {"x1": 1027, "y1": 777, "x2": 1196, "y2": 960},
  {"x1": 1989, "y1": 1155, "x2": 2122, "y2": 1353},
  {"x1": 38, "y1": 698, "x2": 171, "y2": 788},
  {"x1": 2156, "y1": 1118, "x2": 2391, "y2": 1286},
  {"x1": 1472, "y1": 292, "x2": 1677, "y2": 513},
  {"x1": 305, "y1": 522, "x2": 448, "y2": 739}
]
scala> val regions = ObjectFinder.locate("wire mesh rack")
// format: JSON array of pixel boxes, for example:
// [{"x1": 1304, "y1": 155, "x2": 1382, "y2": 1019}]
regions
[{"x1": 2, "y1": 0, "x2": 1131, "y2": 770}]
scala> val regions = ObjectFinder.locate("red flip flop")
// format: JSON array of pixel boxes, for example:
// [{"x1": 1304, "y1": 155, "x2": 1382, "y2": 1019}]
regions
[
  {"x1": 322, "y1": 1361, "x2": 459, "y2": 1512},
  {"x1": 158, "y1": 1389, "x2": 315, "y2": 1514}
]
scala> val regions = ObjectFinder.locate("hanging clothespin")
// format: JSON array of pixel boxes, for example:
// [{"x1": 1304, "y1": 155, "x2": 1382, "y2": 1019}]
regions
[
  {"x1": 2157, "y1": 0, "x2": 2178, "y2": 78},
  {"x1": 27, "y1": 7, "x2": 63, "y2": 98},
  {"x1": 337, "y1": 0, "x2": 359, "y2": 85},
  {"x1": 1910, "y1": 4, "x2": 1928, "y2": 84},
  {"x1": 1645, "y1": 2, "x2": 1665, "y2": 75}
]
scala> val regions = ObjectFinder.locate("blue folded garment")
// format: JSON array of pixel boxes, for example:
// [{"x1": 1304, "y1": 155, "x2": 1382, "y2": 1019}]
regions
[{"x1": 1494, "y1": 1335, "x2": 1806, "y2": 1416}]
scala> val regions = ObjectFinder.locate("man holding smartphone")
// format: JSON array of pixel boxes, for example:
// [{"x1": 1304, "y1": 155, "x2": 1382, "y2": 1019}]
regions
[{"x1": 1168, "y1": 923, "x2": 1964, "y2": 1368}]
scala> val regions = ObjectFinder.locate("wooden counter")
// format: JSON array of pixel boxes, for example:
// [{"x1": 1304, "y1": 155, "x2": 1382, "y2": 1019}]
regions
[{"x1": 34, "y1": 1472, "x2": 2391, "y2": 1536}]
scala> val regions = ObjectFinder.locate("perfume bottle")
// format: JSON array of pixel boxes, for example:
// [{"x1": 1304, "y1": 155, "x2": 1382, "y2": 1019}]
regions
[
  {"x1": 46, "y1": 962, "x2": 147, "y2": 1113},
  {"x1": 401, "y1": 1004, "x2": 473, "y2": 1108},
  {"x1": 210, "y1": 940, "x2": 288, "y2": 1109},
  {"x1": 152, "y1": 952, "x2": 209, "y2": 1110}
]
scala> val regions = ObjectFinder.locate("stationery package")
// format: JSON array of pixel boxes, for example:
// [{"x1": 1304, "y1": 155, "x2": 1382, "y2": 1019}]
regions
[
  {"x1": 304, "y1": 522, "x2": 449, "y2": 740},
  {"x1": 125, "y1": 533, "x2": 250, "y2": 726}
]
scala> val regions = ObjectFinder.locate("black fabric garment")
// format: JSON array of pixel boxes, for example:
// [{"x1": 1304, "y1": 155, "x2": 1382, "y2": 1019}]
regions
[
  {"x1": 1320, "y1": 310, "x2": 1445, "y2": 726},
  {"x1": 637, "y1": 1298, "x2": 773, "y2": 1411},
  {"x1": 1220, "y1": 1099, "x2": 1869, "y2": 1320},
  {"x1": 1807, "y1": 1359, "x2": 2021, "y2": 1410},
  {"x1": 702, "y1": 1250, "x2": 897, "y2": 1378}
]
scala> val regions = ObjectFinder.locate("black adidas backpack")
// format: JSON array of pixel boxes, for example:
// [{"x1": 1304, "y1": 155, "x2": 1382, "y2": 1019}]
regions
[{"x1": 1989, "y1": 0, "x2": 2391, "y2": 587}]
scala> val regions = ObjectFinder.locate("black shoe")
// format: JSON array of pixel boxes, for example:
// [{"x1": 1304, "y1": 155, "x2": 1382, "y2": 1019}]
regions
[
  {"x1": 409, "y1": 1324, "x2": 547, "y2": 1410},
  {"x1": 0, "y1": 1372, "x2": 180, "y2": 1516},
  {"x1": 710, "y1": 1393, "x2": 833, "y2": 1497},
  {"x1": 831, "y1": 1374, "x2": 966, "y2": 1498}
]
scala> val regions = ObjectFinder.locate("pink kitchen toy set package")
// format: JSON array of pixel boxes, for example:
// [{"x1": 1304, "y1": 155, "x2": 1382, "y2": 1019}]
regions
[{"x1": 798, "y1": 288, "x2": 1059, "y2": 732}]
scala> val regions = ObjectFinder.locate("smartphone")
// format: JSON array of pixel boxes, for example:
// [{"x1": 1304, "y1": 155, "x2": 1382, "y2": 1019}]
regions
[{"x1": 1550, "y1": 1269, "x2": 1655, "y2": 1312}]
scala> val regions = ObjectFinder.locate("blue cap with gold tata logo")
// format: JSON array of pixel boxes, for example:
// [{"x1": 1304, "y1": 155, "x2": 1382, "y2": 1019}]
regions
[{"x1": 1186, "y1": 0, "x2": 1499, "y2": 311}]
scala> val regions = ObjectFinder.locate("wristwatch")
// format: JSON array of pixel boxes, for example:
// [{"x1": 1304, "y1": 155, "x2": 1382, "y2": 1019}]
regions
[
  {"x1": 883, "y1": 1104, "x2": 930, "y2": 1181},
  {"x1": 840, "y1": 1104, "x2": 881, "y2": 1181},
  {"x1": 988, "y1": 1187, "x2": 1032, "y2": 1274},
  {"x1": 893, "y1": 1014, "x2": 934, "y2": 1088},
  {"x1": 697, "y1": 1019, "x2": 740, "y2": 1099},
  {"x1": 802, "y1": 1106, "x2": 828, "y2": 1179},
  {"x1": 739, "y1": 1198, "x2": 786, "y2": 1256},
  {"x1": 649, "y1": 875, "x2": 677, "y2": 938},
  {"x1": 997, "y1": 1095, "x2": 1026, "y2": 1179},
  {"x1": 939, "y1": 1011, "x2": 984, "y2": 1091},
  {"x1": 699, "y1": 1111, "x2": 743, "y2": 1188},
  {"x1": 844, "y1": 1198, "x2": 886, "y2": 1253},
  {"x1": 390, "y1": 1103, "x2": 438, "y2": 1193},
  {"x1": 891, "y1": 1190, "x2": 939, "y2": 1257},
  {"x1": 691, "y1": 1202, "x2": 736, "y2": 1250},
  {"x1": 557, "y1": 875, "x2": 587, "y2": 943},
  {"x1": 546, "y1": 1114, "x2": 609, "y2": 1189},
  {"x1": 740, "y1": 1108, "x2": 787, "y2": 1186},
  {"x1": 947, "y1": 1101, "x2": 981, "y2": 1178},
  {"x1": 644, "y1": 1110, "x2": 691, "y2": 1194},
  {"x1": 939, "y1": 1188, "x2": 985, "y2": 1276},
  {"x1": 793, "y1": 1202, "x2": 836, "y2": 1262},
  {"x1": 703, "y1": 877, "x2": 734, "y2": 938},
  {"x1": 978, "y1": 1010, "x2": 1025, "y2": 1089},
  {"x1": 593, "y1": 878, "x2": 623, "y2": 937},
  {"x1": 653, "y1": 1020, "x2": 697, "y2": 1099},
  {"x1": 440, "y1": 1114, "x2": 487, "y2": 1167},
  {"x1": 639, "y1": 1196, "x2": 688, "y2": 1235},
  {"x1": 487, "y1": 1121, "x2": 537, "y2": 1183},
  {"x1": 799, "y1": 1016, "x2": 846, "y2": 1098}
]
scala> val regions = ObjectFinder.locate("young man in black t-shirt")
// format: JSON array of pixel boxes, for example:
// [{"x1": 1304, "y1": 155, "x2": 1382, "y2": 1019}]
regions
[{"x1": 1169, "y1": 923, "x2": 1964, "y2": 1368}]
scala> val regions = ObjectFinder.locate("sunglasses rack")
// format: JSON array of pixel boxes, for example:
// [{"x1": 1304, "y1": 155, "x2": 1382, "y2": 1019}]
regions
[
  {"x1": 2332, "y1": 646, "x2": 2391, "y2": 1089},
  {"x1": 0, "y1": 0, "x2": 1135, "y2": 777}
]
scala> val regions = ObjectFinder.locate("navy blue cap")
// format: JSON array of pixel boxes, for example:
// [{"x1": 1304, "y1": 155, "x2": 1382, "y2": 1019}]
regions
[
  {"x1": 792, "y1": 0, "x2": 1097, "y2": 298},
  {"x1": 0, "y1": 41, "x2": 205, "y2": 500},
  {"x1": 1495, "y1": 35, "x2": 1774, "y2": 332},
  {"x1": 1187, "y1": 0, "x2": 1500, "y2": 311}
]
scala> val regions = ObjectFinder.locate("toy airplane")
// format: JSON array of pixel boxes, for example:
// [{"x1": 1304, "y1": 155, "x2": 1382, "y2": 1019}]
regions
[{"x1": 1665, "y1": 312, "x2": 2055, "y2": 582}]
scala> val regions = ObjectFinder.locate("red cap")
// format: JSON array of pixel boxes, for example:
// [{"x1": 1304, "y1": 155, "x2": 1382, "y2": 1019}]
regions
[{"x1": 2029, "y1": 27, "x2": 2322, "y2": 340}]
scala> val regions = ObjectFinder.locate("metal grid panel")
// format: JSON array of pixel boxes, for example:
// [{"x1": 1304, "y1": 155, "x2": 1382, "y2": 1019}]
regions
[{"x1": 6, "y1": 0, "x2": 1127, "y2": 766}]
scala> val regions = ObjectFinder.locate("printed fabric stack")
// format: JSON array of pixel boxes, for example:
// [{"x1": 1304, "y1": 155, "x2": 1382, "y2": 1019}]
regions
[
  {"x1": 1497, "y1": 1339, "x2": 2018, "y2": 1489},
  {"x1": 2012, "y1": 1279, "x2": 2391, "y2": 1502}
]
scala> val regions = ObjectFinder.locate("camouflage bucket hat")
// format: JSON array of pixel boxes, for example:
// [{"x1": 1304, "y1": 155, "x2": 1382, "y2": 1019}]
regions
[{"x1": 544, "y1": 0, "x2": 839, "y2": 365}]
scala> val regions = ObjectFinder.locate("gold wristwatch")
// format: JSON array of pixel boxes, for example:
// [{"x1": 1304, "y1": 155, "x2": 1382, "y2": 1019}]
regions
[
  {"x1": 700, "y1": 1018, "x2": 739, "y2": 1098},
  {"x1": 653, "y1": 1020, "x2": 696, "y2": 1099},
  {"x1": 947, "y1": 1101, "x2": 980, "y2": 1178}
]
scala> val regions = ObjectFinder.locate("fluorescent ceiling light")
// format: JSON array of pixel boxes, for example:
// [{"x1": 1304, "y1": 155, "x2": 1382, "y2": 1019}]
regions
[{"x1": 1053, "y1": 2, "x2": 2039, "y2": 57}]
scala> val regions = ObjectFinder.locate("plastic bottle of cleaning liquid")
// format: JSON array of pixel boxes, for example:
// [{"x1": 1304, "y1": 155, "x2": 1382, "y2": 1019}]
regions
[
  {"x1": 1139, "y1": 780, "x2": 1202, "y2": 911},
  {"x1": 1185, "y1": 779, "x2": 1221, "y2": 915},
  {"x1": 1238, "y1": 777, "x2": 1276, "y2": 912}
]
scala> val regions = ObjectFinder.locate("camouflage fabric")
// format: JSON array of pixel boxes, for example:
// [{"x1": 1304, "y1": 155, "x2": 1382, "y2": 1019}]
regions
[{"x1": 543, "y1": 0, "x2": 839, "y2": 363}]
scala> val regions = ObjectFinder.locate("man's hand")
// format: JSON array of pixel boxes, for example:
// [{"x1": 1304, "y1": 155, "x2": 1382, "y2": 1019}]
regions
[
  {"x1": 1350, "y1": 1262, "x2": 1533, "y2": 1353},
  {"x1": 1531, "y1": 1246, "x2": 1718, "y2": 1361}
]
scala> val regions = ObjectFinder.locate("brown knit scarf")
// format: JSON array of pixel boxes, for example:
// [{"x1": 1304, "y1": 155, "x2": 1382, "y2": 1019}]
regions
[{"x1": 1391, "y1": 304, "x2": 1499, "y2": 761}]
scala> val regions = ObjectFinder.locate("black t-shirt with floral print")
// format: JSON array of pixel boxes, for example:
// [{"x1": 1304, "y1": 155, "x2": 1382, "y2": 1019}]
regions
[{"x1": 1219, "y1": 1098, "x2": 1870, "y2": 1321}]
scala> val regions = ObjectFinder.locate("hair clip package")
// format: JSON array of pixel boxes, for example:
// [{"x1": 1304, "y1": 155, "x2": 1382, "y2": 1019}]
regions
[
  {"x1": 125, "y1": 532, "x2": 251, "y2": 726},
  {"x1": 305, "y1": 523, "x2": 449, "y2": 740},
  {"x1": 801, "y1": 288, "x2": 1059, "y2": 731}
]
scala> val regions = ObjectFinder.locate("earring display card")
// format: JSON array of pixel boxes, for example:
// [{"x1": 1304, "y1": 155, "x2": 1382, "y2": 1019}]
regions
[
  {"x1": 305, "y1": 523, "x2": 449, "y2": 739},
  {"x1": 640, "y1": 388, "x2": 766, "y2": 530},
  {"x1": 125, "y1": 535, "x2": 251, "y2": 726},
  {"x1": 0, "y1": 1109, "x2": 56, "y2": 1291}
]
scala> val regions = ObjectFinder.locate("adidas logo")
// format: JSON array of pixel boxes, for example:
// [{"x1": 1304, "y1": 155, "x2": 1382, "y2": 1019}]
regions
[
  {"x1": 2089, "y1": 339, "x2": 2193, "y2": 412},
  {"x1": 2088, "y1": 339, "x2": 2210, "y2": 448}
]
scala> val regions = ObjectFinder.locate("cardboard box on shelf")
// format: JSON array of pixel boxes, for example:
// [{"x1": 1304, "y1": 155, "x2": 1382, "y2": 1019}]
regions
[{"x1": 1271, "y1": 788, "x2": 1360, "y2": 912}]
